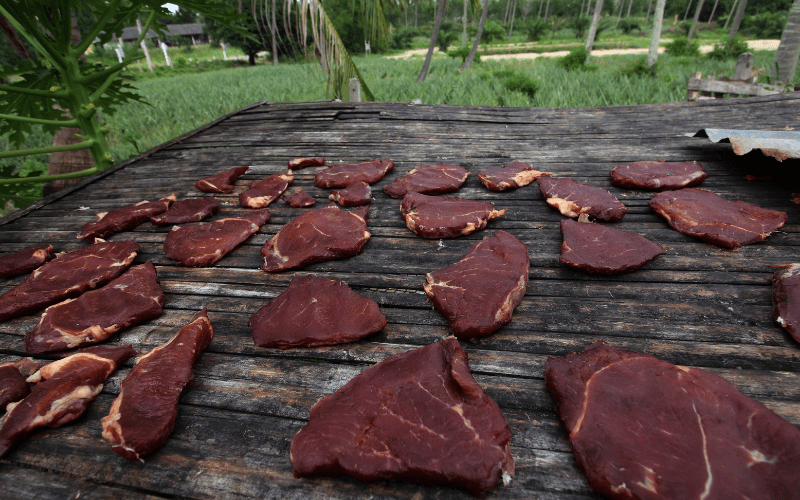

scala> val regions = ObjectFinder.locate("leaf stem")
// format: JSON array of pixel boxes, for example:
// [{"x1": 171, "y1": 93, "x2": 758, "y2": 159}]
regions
[
  {"x1": 0, "y1": 167, "x2": 99, "y2": 184},
  {"x1": 0, "y1": 83, "x2": 69, "y2": 98},
  {"x1": 0, "y1": 140, "x2": 95, "y2": 159},
  {"x1": 0, "y1": 113, "x2": 78, "y2": 127},
  {"x1": 74, "y1": 0, "x2": 123, "y2": 56}
]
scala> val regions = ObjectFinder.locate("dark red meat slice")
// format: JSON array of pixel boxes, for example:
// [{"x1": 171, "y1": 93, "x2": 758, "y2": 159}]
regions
[
  {"x1": 559, "y1": 219, "x2": 665, "y2": 274},
  {"x1": 424, "y1": 231, "x2": 529, "y2": 339},
  {"x1": 195, "y1": 166, "x2": 249, "y2": 193},
  {"x1": 150, "y1": 197, "x2": 219, "y2": 225},
  {"x1": 545, "y1": 340, "x2": 800, "y2": 500},
  {"x1": 0, "y1": 245, "x2": 55, "y2": 279},
  {"x1": 25, "y1": 263, "x2": 164, "y2": 354},
  {"x1": 329, "y1": 181, "x2": 372, "y2": 207},
  {"x1": 649, "y1": 188, "x2": 787, "y2": 249},
  {"x1": 537, "y1": 177, "x2": 627, "y2": 221},
  {"x1": 288, "y1": 157, "x2": 325, "y2": 170},
  {"x1": 79, "y1": 195, "x2": 176, "y2": 242},
  {"x1": 101, "y1": 309, "x2": 213, "y2": 461},
  {"x1": 400, "y1": 192, "x2": 506, "y2": 239},
  {"x1": 164, "y1": 210, "x2": 269, "y2": 267},
  {"x1": 314, "y1": 159, "x2": 394, "y2": 189},
  {"x1": 477, "y1": 161, "x2": 550, "y2": 191},
  {"x1": 0, "y1": 344, "x2": 135, "y2": 460},
  {"x1": 283, "y1": 190, "x2": 316, "y2": 208},
  {"x1": 383, "y1": 163, "x2": 470, "y2": 199},
  {"x1": 772, "y1": 264, "x2": 800, "y2": 344},
  {"x1": 251, "y1": 275, "x2": 386, "y2": 349},
  {"x1": 290, "y1": 337, "x2": 514, "y2": 497},
  {"x1": 0, "y1": 359, "x2": 39, "y2": 411},
  {"x1": 239, "y1": 172, "x2": 294, "y2": 208},
  {"x1": 262, "y1": 204, "x2": 370, "y2": 273},
  {"x1": 611, "y1": 160, "x2": 708, "y2": 190},
  {"x1": 0, "y1": 240, "x2": 139, "y2": 323}
]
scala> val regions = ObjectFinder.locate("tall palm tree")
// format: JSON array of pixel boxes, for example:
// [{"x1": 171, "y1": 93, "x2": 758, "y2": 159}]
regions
[
  {"x1": 772, "y1": 0, "x2": 800, "y2": 84},
  {"x1": 417, "y1": 0, "x2": 448, "y2": 82},
  {"x1": 646, "y1": 0, "x2": 666, "y2": 67},
  {"x1": 584, "y1": 0, "x2": 604, "y2": 64}
]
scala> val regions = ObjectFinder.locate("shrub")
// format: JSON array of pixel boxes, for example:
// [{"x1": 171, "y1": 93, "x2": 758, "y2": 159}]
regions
[
  {"x1": 664, "y1": 37, "x2": 700, "y2": 57},
  {"x1": 501, "y1": 73, "x2": 539, "y2": 98},
  {"x1": 617, "y1": 17, "x2": 641, "y2": 34},
  {"x1": 571, "y1": 16, "x2": 590, "y2": 39},
  {"x1": 618, "y1": 56, "x2": 657, "y2": 78},
  {"x1": 447, "y1": 46, "x2": 481, "y2": 64},
  {"x1": 436, "y1": 21, "x2": 459, "y2": 53},
  {"x1": 526, "y1": 18, "x2": 549, "y2": 42},
  {"x1": 391, "y1": 27, "x2": 420, "y2": 50},
  {"x1": 741, "y1": 12, "x2": 787, "y2": 39},
  {"x1": 706, "y1": 36, "x2": 749, "y2": 60},
  {"x1": 557, "y1": 47, "x2": 597, "y2": 71},
  {"x1": 469, "y1": 19, "x2": 505, "y2": 44}
]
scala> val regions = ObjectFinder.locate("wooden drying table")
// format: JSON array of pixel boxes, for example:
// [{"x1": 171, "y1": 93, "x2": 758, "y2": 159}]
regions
[{"x1": 1, "y1": 94, "x2": 799, "y2": 500}]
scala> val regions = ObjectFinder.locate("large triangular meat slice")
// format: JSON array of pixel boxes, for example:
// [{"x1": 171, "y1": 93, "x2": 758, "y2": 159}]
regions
[
  {"x1": 772, "y1": 264, "x2": 800, "y2": 344},
  {"x1": 0, "y1": 240, "x2": 139, "y2": 323},
  {"x1": 611, "y1": 160, "x2": 707, "y2": 190},
  {"x1": 290, "y1": 337, "x2": 514, "y2": 497},
  {"x1": 478, "y1": 161, "x2": 550, "y2": 191},
  {"x1": 424, "y1": 231, "x2": 529, "y2": 339},
  {"x1": 383, "y1": 163, "x2": 469, "y2": 199},
  {"x1": 25, "y1": 262, "x2": 164, "y2": 354},
  {"x1": 101, "y1": 309, "x2": 213, "y2": 461},
  {"x1": 150, "y1": 197, "x2": 219, "y2": 225},
  {"x1": 0, "y1": 344, "x2": 135, "y2": 460},
  {"x1": 79, "y1": 195, "x2": 176, "y2": 242},
  {"x1": 314, "y1": 159, "x2": 394, "y2": 189},
  {"x1": 250, "y1": 275, "x2": 386, "y2": 349},
  {"x1": 0, "y1": 359, "x2": 39, "y2": 411},
  {"x1": 0, "y1": 244, "x2": 54, "y2": 278},
  {"x1": 400, "y1": 192, "x2": 506, "y2": 239},
  {"x1": 559, "y1": 219, "x2": 665, "y2": 274},
  {"x1": 545, "y1": 340, "x2": 800, "y2": 500},
  {"x1": 261, "y1": 204, "x2": 370, "y2": 273},
  {"x1": 195, "y1": 166, "x2": 248, "y2": 193},
  {"x1": 537, "y1": 177, "x2": 627, "y2": 221},
  {"x1": 239, "y1": 172, "x2": 294, "y2": 208},
  {"x1": 164, "y1": 210, "x2": 269, "y2": 267},
  {"x1": 649, "y1": 188, "x2": 787, "y2": 249}
]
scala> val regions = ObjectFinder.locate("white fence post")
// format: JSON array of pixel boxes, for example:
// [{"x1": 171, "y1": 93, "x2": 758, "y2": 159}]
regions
[
  {"x1": 221, "y1": 42, "x2": 227, "y2": 61},
  {"x1": 349, "y1": 78, "x2": 361, "y2": 102},
  {"x1": 161, "y1": 42, "x2": 172, "y2": 68}
]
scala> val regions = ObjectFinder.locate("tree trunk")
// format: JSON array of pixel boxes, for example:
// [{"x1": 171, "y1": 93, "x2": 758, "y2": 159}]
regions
[
  {"x1": 463, "y1": 0, "x2": 467, "y2": 47},
  {"x1": 538, "y1": 0, "x2": 543, "y2": 18},
  {"x1": 707, "y1": 0, "x2": 720, "y2": 26},
  {"x1": 647, "y1": 0, "x2": 666, "y2": 66},
  {"x1": 683, "y1": 0, "x2": 693, "y2": 21},
  {"x1": 724, "y1": 0, "x2": 739, "y2": 29},
  {"x1": 544, "y1": 0, "x2": 551, "y2": 21},
  {"x1": 271, "y1": 0, "x2": 279, "y2": 66},
  {"x1": 461, "y1": 0, "x2": 490, "y2": 71},
  {"x1": 584, "y1": 0, "x2": 604, "y2": 63},
  {"x1": 581, "y1": 0, "x2": 586, "y2": 17},
  {"x1": 687, "y1": 0, "x2": 705, "y2": 42},
  {"x1": 415, "y1": 0, "x2": 418, "y2": 27},
  {"x1": 615, "y1": 0, "x2": 624, "y2": 29},
  {"x1": 626, "y1": 0, "x2": 633, "y2": 17},
  {"x1": 728, "y1": 0, "x2": 748, "y2": 38},
  {"x1": 645, "y1": 0, "x2": 653, "y2": 25},
  {"x1": 417, "y1": 0, "x2": 448, "y2": 82},
  {"x1": 503, "y1": 0, "x2": 511, "y2": 25},
  {"x1": 772, "y1": 0, "x2": 800, "y2": 84},
  {"x1": 136, "y1": 18, "x2": 153, "y2": 72},
  {"x1": 508, "y1": 0, "x2": 518, "y2": 38}
]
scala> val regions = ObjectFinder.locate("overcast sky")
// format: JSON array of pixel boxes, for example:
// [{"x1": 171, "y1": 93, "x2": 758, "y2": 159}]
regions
[{"x1": 163, "y1": 3, "x2": 178, "y2": 13}]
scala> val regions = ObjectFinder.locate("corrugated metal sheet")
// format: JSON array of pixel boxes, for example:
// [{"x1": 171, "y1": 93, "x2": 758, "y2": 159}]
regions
[{"x1": 687, "y1": 129, "x2": 800, "y2": 161}]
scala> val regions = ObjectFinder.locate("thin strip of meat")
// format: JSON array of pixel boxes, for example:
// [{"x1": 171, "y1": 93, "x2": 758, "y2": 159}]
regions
[
  {"x1": 79, "y1": 195, "x2": 176, "y2": 242},
  {"x1": 150, "y1": 197, "x2": 219, "y2": 225},
  {"x1": 290, "y1": 337, "x2": 514, "y2": 497},
  {"x1": 101, "y1": 309, "x2": 213, "y2": 461},
  {"x1": 283, "y1": 190, "x2": 316, "y2": 208},
  {"x1": 545, "y1": 340, "x2": 800, "y2": 500},
  {"x1": 383, "y1": 163, "x2": 470, "y2": 199},
  {"x1": 25, "y1": 262, "x2": 164, "y2": 354},
  {"x1": 0, "y1": 245, "x2": 55, "y2": 279},
  {"x1": 0, "y1": 344, "x2": 135, "y2": 460},
  {"x1": 314, "y1": 159, "x2": 394, "y2": 189},
  {"x1": 328, "y1": 181, "x2": 372, "y2": 207},
  {"x1": 195, "y1": 166, "x2": 249, "y2": 193},
  {"x1": 0, "y1": 359, "x2": 40, "y2": 411},
  {"x1": 537, "y1": 177, "x2": 627, "y2": 221},
  {"x1": 239, "y1": 172, "x2": 294, "y2": 208},
  {"x1": 559, "y1": 219, "x2": 665, "y2": 274},
  {"x1": 400, "y1": 192, "x2": 507, "y2": 239},
  {"x1": 477, "y1": 161, "x2": 550, "y2": 191},
  {"x1": 288, "y1": 157, "x2": 325, "y2": 170},
  {"x1": 0, "y1": 240, "x2": 139, "y2": 323},
  {"x1": 610, "y1": 160, "x2": 708, "y2": 190},
  {"x1": 772, "y1": 264, "x2": 800, "y2": 344}
]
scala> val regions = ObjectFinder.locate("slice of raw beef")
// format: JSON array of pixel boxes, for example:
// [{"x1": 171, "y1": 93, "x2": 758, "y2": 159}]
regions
[
  {"x1": 250, "y1": 275, "x2": 386, "y2": 349},
  {"x1": 545, "y1": 340, "x2": 800, "y2": 500},
  {"x1": 314, "y1": 159, "x2": 394, "y2": 189},
  {"x1": 537, "y1": 177, "x2": 627, "y2": 221},
  {"x1": 150, "y1": 197, "x2": 219, "y2": 225},
  {"x1": 25, "y1": 262, "x2": 164, "y2": 354},
  {"x1": 400, "y1": 192, "x2": 507, "y2": 239},
  {"x1": 478, "y1": 161, "x2": 550, "y2": 191},
  {"x1": 0, "y1": 240, "x2": 139, "y2": 323},
  {"x1": 559, "y1": 219, "x2": 665, "y2": 274},
  {"x1": 772, "y1": 264, "x2": 800, "y2": 344},
  {"x1": 0, "y1": 359, "x2": 39, "y2": 411},
  {"x1": 239, "y1": 172, "x2": 294, "y2": 208},
  {"x1": 0, "y1": 344, "x2": 135, "y2": 460},
  {"x1": 164, "y1": 210, "x2": 269, "y2": 267},
  {"x1": 424, "y1": 231, "x2": 529, "y2": 339},
  {"x1": 329, "y1": 181, "x2": 371, "y2": 207},
  {"x1": 79, "y1": 194, "x2": 176, "y2": 242},
  {"x1": 0, "y1": 245, "x2": 54, "y2": 278},
  {"x1": 383, "y1": 163, "x2": 470, "y2": 199},
  {"x1": 262, "y1": 204, "x2": 370, "y2": 273},
  {"x1": 649, "y1": 188, "x2": 787, "y2": 249},
  {"x1": 195, "y1": 166, "x2": 249, "y2": 193},
  {"x1": 101, "y1": 309, "x2": 213, "y2": 461},
  {"x1": 288, "y1": 157, "x2": 325, "y2": 170},
  {"x1": 611, "y1": 160, "x2": 708, "y2": 190},
  {"x1": 290, "y1": 337, "x2": 514, "y2": 497},
  {"x1": 283, "y1": 190, "x2": 316, "y2": 208}
]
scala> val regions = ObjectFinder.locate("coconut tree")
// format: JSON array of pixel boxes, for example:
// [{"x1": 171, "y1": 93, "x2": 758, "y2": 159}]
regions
[
  {"x1": 686, "y1": 0, "x2": 705, "y2": 43},
  {"x1": 772, "y1": 0, "x2": 800, "y2": 84},
  {"x1": 460, "y1": 0, "x2": 491, "y2": 71},
  {"x1": 584, "y1": 0, "x2": 604, "y2": 64},
  {"x1": 728, "y1": 0, "x2": 748, "y2": 39},
  {"x1": 417, "y1": 0, "x2": 448, "y2": 82},
  {"x1": 646, "y1": 0, "x2": 666, "y2": 67}
]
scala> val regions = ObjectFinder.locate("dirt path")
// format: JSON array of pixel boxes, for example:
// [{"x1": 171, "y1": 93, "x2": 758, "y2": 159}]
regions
[{"x1": 388, "y1": 39, "x2": 781, "y2": 61}]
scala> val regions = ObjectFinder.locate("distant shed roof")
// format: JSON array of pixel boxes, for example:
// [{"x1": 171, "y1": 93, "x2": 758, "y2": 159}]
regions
[{"x1": 119, "y1": 23, "x2": 205, "y2": 41}]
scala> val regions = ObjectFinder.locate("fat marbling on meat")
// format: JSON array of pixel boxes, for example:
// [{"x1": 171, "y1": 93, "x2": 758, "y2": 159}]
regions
[
  {"x1": 545, "y1": 340, "x2": 800, "y2": 500},
  {"x1": 424, "y1": 230, "x2": 529, "y2": 339},
  {"x1": 79, "y1": 195, "x2": 176, "y2": 242},
  {"x1": 477, "y1": 161, "x2": 550, "y2": 191},
  {"x1": 164, "y1": 210, "x2": 270, "y2": 267},
  {"x1": 250, "y1": 275, "x2": 386, "y2": 349},
  {"x1": 400, "y1": 192, "x2": 507, "y2": 239},
  {"x1": 283, "y1": 190, "x2": 316, "y2": 208},
  {"x1": 537, "y1": 177, "x2": 627, "y2": 221},
  {"x1": 559, "y1": 219, "x2": 665, "y2": 274},
  {"x1": 194, "y1": 166, "x2": 249, "y2": 193},
  {"x1": 0, "y1": 344, "x2": 135, "y2": 460},
  {"x1": 0, "y1": 240, "x2": 139, "y2": 323},
  {"x1": 772, "y1": 263, "x2": 800, "y2": 344},
  {"x1": 150, "y1": 197, "x2": 219, "y2": 225},
  {"x1": 649, "y1": 188, "x2": 787, "y2": 249},
  {"x1": 0, "y1": 245, "x2": 54, "y2": 278},
  {"x1": 314, "y1": 159, "x2": 394, "y2": 189},
  {"x1": 239, "y1": 172, "x2": 294, "y2": 208},
  {"x1": 25, "y1": 262, "x2": 164, "y2": 354},
  {"x1": 329, "y1": 181, "x2": 372, "y2": 207},
  {"x1": 290, "y1": 337, "x2": 514, "y2": 497},
  {"x1": 101, "y1": 309, "x2": 213, "y2": 461},
  {"x1": 611, "y1": 160, "x2": 708, "y2": 190},
  {"x1": 383, "y1": 163, "x2": 469, "y2": 199},
  {"x1": 261, "y1": 204, "x2": 370, "y2": 273},
  {"x1": 0, "y1": 359, "x2": 39, "y2": 411}
]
